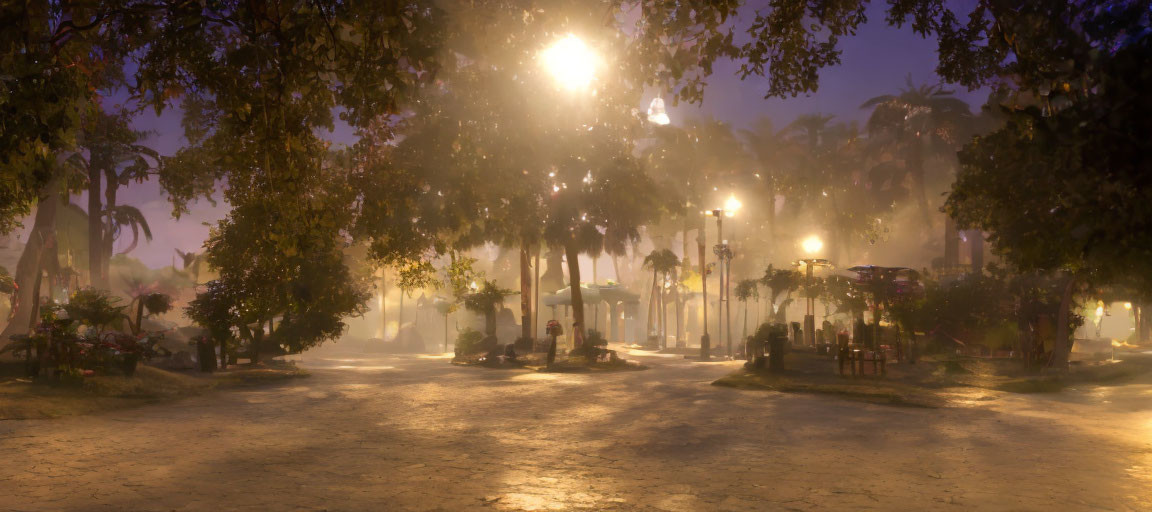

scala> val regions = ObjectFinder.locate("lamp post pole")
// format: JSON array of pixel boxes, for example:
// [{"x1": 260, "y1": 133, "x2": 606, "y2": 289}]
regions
[
  {"x1": 726, "y1": 245, "x2": 733, "y2": 357},
  {"x1": 804, "y1": 259, "x2": 815, "y2": 346},
  {"x1": 716, "y1": 211, "x2": 724, "y2": 358},
  {"x1": 698, "y1": 226, "x2": 709, "y2": 361}
]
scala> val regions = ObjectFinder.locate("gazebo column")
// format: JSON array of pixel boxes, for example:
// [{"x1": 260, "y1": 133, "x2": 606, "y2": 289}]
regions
[{"x1": 609, "y1": 301, "x2": 620, "y2": 342}]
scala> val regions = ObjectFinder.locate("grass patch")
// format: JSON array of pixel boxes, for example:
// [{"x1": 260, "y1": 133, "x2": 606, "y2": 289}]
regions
[
  {"x1": 0, "y1": 366, "x2": 214, "y2": 420},
  {"x1": 213, "y1": 364, "x2": 310, "y2": 387},
  {"x1": 714, "y1": 370, "x2": 943, "y2": 408},
  {"x1": 713, "y1": 352, "x2": 1152, "y2": 406},
  {"x1": 0, "y1": 361, "x2": 308, "y2": 420},
  {"x1": 990, "y1": 358, "x2": 1152, "y2": 393},
  {"x1": 993, "y1": 377, "x2": 1065, "y2": 393}
]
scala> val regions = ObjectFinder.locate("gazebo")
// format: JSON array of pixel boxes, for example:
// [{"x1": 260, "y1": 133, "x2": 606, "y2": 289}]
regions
[{"x1": 541, "y1": 283, "x2": 640, "y2": 343}]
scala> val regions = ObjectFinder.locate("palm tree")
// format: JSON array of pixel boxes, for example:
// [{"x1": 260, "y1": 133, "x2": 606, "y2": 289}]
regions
[
  {"x1": 741, "y1": 117, "x2": 791, "y2": 247},
  {"x1": 785, "y1": 113, "x2": 837, "y2": 151},
  {"x1": 68, "y1": 108, "x2": 160, "y2": 289},
  {"x1": 104, "y1": 205, "x2": 153, "y2": 256},
  {"x1": 122, "y1": 276, "x2": 176, "y2": 336},
  {"x1": 760, "y1": 264, "x2": 801, "y2": 325},
  {"x1": 735, "y1": 279, "x2": 760, "y2": 342},
  {"x1": 432, "y1": 297, "x2": 458, "y2": 353},
  {"x1": 643, "y1": 249, "x2": 680, "y2": 349},
  {"x1": 646, "y1": 119, "x2": 748, "y2": 345},
  {"x1": 463, "y1": 280, "x2": 515, "y2": 340},
  {"x1": 861, "y1": 77, "x2": 972, "y2": 228}
]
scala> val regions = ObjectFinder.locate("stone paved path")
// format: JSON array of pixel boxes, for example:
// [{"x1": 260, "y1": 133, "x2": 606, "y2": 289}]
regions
[{"x1": 2, "y1": 347, "x2": 1151, "y2": 511}]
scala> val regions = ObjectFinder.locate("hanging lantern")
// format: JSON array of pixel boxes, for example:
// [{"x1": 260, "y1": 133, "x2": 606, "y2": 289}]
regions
[{"x1": 647, "y1": 97, "x2": 670, "y2": 125}]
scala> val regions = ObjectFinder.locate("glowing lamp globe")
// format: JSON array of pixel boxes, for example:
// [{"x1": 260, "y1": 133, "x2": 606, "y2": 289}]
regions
[
  {"x1": 801, "y1": 235, "x2": 824, "y2": 255},
  {"x1": 541, "y1": 35, "x2": 597, "y2": 91},
  {"x1": 724, "y1": 195, "x2": 742, "y2": 213}
]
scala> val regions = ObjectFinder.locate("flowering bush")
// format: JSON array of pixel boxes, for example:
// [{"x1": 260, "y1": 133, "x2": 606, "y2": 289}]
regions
[{"x1": 11, "y1": 306, "x2": 164, "y2": 379}]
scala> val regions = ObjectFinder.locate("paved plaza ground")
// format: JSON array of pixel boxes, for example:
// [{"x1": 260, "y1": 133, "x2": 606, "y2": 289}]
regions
[{"x1": 2, "y1": 347, "x2": 1151, "y2": 511}]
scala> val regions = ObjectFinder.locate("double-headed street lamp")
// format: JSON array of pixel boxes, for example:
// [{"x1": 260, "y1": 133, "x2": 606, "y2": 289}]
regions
[
  {"x1": 795, "y1": 235, "x2": 831, "y2": 347},
  {"x1": 702, "y1": 195, "x2": 741, "y2": 359}
]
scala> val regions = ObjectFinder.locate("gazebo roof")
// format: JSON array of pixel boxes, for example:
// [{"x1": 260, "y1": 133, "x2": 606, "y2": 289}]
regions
[{"x1": 542, "y1": 283, "x2": 639, "y2": 306}]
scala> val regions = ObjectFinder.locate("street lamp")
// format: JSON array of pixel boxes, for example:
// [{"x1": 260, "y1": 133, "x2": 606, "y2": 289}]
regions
[
  {"x1": 801, "y1": 234, "x2": 823, "y2": 255},
  {"x1": 541, "y1": 34, "x2": 598, "y2": 92},
  {"x1": 724, "y1": 194, "x2": 742, "y2": 215},
  {"x1": 703, "y1": 195, "x2": 740, "y2": 359},
  {"x1": 795, "y1": 235, "x2": 831, "y2": 347},
  {"x1": 540, "y1": 35, "x2": 600, "y2": 346}
]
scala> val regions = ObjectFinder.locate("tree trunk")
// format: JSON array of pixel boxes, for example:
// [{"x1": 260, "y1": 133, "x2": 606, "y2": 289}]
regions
[
  {"x1": 520, "y1": 242, "x2": 531, "y2": 341},
  {"x1": 87, "y1": 161, "x2": 105, "y2": 288},
  {"x1": 564, "y1": 240, "x2": 585, "y2": 346},
  {"x1": 219, "y1": 335, "x2": 228, "y2": 369},
  {"x1": 659, "y1": 276, "x2": 667, "y2": 349},
  {"x1": 969, "y1": 230, "x2": 984, "y2": 273},
  {"x1": 1, "y1": 185, "x2": 59, "y2": 341},
  {"x1": 678, "y1": 227, "x2": 689, "y2": 341},
  {"x1": 43, "y1": 231, "x2": 59, "y2": 303},
  {"x1": 871, "y1": 303, "x2": 881, "y2": 350},
  {"x1": 908, "y1": 137, "x2": 932, "y2": 228},
  {"x1": 766, "y1": 190, "x2": 777, "y2": 254},
  {"x1": 671, "y1": 266, "x2": 683, "y2": 347},
  {"x1": 533, "y1": 248, "x2": 540, "y2": 340},
  {"x1": 1017, "y1": 301, "x2": 1034, "y2": 368},
  {"x1": 251, "y1": 327, "x2": 262, "y2": 364},
  {"x1": 742, "y1": 302, "x2": 749, "y2": 343},
  {"x1": 944, "y1": 216, "x2": 959, "y2": 268},
  {"x1": 102, "y1": 174, "x2": 117, "y2": 282},
  {"x1": 1050, "y1": 275, "x2": 1078, "y2": 370},
  {"x1": 134, "y1": 298, "x2": 145, "y2": 335},
  {"x1": 444, "y1": 313, "x2": 450, "y2": 353},
  {"x1": 484, "y1": 309, "x2": 496, "y2": 338},
  {"x1": 380, "y1": 269, "x2": 387, "y2": 340},
  {"x1": 239, "y1": 323, "x2": 262, "y2": 365},
  {"x1": 646, "y1": 268, "x2": 658, "y2": 337}
]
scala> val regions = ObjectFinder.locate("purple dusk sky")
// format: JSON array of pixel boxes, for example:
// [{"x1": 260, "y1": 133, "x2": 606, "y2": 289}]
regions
[{"x1": 75, "y1": 3, "x2": 987, "y2": 269}]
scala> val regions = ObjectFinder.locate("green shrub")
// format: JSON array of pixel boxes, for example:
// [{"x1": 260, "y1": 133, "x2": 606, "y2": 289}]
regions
[
  {"x1": 454, "y1": 327, "x2": 488, "y2": 355},
  {"x1": 586, "y1": 329, "x2": 607, "y2": 346},
  {"x1": 64, "y1": 288, "x2": 127, "y2": 332}
]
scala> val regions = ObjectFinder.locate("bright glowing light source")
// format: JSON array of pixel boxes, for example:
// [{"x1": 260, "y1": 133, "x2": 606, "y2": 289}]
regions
[
  {"x1": 647, "y1": 97, "x2": 670, "y2": 125},
  {"x1": 541, "y1": 35, "x2": 597, "y2": 91},
  {"x1": 724, "y1": 194, "x2": 742, "y2": 213},
  {"x1": 801, "y1": 235, "x2": 824, "y2": 255},
  {"x1": 469, "y1": 281, "x2": 479, "y2": 291},
  {"x1": 1125, "y1": 302, "x2": 1133, "y2": 310},
  {"x1": 1095, "y1": 305, "x2": 1105, "y2": 318}
]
